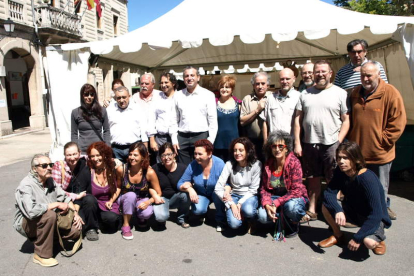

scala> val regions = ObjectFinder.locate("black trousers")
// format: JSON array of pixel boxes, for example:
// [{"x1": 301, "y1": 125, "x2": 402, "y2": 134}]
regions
[
  {"x1": 99, "y1": 210, "x2": 122, "y2": 233},
  {"x1": 177, "y1": 131, "x2": 209, "y2": 166},
  {"x1": 76, "y1": 195, "x2": 99, "y2": 233}
]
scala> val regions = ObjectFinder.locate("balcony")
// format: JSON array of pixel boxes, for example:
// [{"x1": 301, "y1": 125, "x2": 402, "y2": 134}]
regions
[
  {"x1": 8, "y1": 0, "x2": 25, "y2": 22},
  {"x1": 34, "y1": 4, "x2": 82, "y2": 38}
]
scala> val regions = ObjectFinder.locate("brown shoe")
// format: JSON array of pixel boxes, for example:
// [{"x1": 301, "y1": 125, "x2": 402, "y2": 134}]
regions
[
  {"x1": 372, "y1": 241, "x2": 386, "y2": 255},
  {"x1": 387, "y1": 208, "x2": 397, "y2": 220},
  {"x1": 343, "y1": 222, "x2": 358, "y2": 228},
  {"x1": 318, "y1": 235, "x2": 344, "y2": 248}
]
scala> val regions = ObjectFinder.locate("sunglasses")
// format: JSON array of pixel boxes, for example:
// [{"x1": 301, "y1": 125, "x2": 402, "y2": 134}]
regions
[
  {"x1": 36, "y1": 163, "x2": 54, "y2": 169},
  {"x1": 161, "y1": 153, "x2": 174, "y2": 159},
  {"x1": 271, "y1": 144, "x2": 287, "y2": 150},
  {"x1": 83, "y1": 92, "x2": 95, "y2": 97}
]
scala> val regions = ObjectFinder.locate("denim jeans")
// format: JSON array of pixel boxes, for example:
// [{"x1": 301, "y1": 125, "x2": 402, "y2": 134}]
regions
[
  {"x1": 367, "y1": 162, "x2": 392, "y2": 208},
  {"x1": 258, "y1": 196, "x2": 307, "y2": 224},
  {"x1": 191, "y1": 193, "x2": 226, "y2": 226},
  {"x1": 112, "y1": 147, "x2": 129, "y2": 163},
  {"x1": 226, "y1": 194, "x2": 258, "y2": 229},
  {"x1": 153, "y1": 193, "x2": 191, "y2": 224}
]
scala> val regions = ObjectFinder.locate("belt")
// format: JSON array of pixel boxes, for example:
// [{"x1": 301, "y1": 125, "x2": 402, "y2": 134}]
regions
[
  {"x1": 111, "y1": 140, "x2": 141, "y2": 149},
  {"x1": 178, "y1": 131, "x2": 208, "y2": 138}
]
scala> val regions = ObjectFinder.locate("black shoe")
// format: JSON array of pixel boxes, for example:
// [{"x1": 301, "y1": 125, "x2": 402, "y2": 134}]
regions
[{"x1": 86, "y1": 229, "x2": 99, "y2": 241}]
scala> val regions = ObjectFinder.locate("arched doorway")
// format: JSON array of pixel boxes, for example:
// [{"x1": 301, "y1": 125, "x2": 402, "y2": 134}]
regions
[{"x1": 4, "y1": 50, "x2": 31, "y2": 130}]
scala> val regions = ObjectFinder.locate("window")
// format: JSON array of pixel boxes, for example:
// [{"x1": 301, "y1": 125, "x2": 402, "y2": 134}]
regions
[
  {"x1": 96, "y1": 10, "x2": 102, "y2": 29},
  {"x1": 113, "y1": 15, "x2": 118, "y2": 36}
]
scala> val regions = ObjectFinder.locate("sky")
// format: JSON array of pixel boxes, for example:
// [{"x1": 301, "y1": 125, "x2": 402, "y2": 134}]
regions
[{"x1": 128, "y1": 0, "x2": 335, "y2": 31}]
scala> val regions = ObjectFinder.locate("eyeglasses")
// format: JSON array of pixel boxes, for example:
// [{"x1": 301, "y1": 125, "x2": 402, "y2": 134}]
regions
[
  {"x1": 161, "y1": 153, "x2": 174, "y2": 159},
  {"x1": 83, "y1": 92, "x2": 95, "y2": 97},
  {"x1": 36, "y1": 163, "x2": 54, "y2": 169},
  {"x1": 271, "y1": 144, "x2": 287, "y2": 150}
]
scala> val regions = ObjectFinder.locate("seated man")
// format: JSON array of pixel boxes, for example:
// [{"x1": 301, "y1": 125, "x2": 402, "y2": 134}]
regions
[
  {"x1": 52, "y1": 142, "x2": 100, "y2": 241},
  {"x1": 14, "y1": 154, "x2": 84, "y2": 267},
  {"x1": 318, "y1": 141, "x2": 391, "y2": 255}
]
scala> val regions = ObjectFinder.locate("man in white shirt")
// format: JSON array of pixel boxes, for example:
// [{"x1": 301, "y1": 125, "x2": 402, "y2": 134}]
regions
[
  {"x1": 173, "y1": 66, "x2": 217, "y2": 165},
  {"x1": 132, "y1": 73, "x2": 161, "y2": 164},
  {"x1": 263, "y1": 68, "x2": 300, "y2": 143},
  {"x1": 107, "y1": 86, "x2": 148, "y2": 162},
  {"x1": 294, "y1": 60, "x2": 350, "y2": 223}
]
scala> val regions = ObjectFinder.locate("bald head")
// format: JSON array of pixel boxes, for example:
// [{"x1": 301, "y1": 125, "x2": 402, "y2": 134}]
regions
[{"x1": 279, "y1": 68, "x2": 295, "y2": 93}]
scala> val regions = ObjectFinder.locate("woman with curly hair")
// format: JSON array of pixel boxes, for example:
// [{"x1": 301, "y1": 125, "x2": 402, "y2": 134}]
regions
[
  {"x1": 178, "y1": 139, "x2": 226, "y2": 232},
  {"x1": 215, "y1": 137, "x2": 261, "y2": 233},
  {"x1": 72, "y1": 84, "x2": 111, "y2": 154},
  {"x1": 117, "y1": 142, "x2": 162, "y2": 240},
  {"x1": 258, "y1": 131, "x2": 309, "y2": 238},
  {"x1": 87, "y1": 142, "x2": 123, "y2": 240}
]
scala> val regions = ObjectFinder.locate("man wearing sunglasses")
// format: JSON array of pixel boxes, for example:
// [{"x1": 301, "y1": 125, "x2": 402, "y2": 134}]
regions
[
  {"x1": 334, "y1": 39, "x2": 388, "y2": 94},
  {"x1": 14, "y1": 154, "x2": 83, "y2": 267}
]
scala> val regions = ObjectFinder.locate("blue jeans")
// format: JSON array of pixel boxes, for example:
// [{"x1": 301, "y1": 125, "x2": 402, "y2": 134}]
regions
[
  {"x1": 191, "y1": 193, "x2": 226, "y2": 226},
  {"x1": 153, "y1": 193, "x2": 191, "y2": 224},
  {"x1": 258, "y1": 196, "x2": 307, "y2": 224},
  {"x1": 367, "y1": 162, "x2": 392, "y2": 208},
  {"x1": 112, "y1": 147, "x2": 129, "y2": 163},
  {"x1": 226, "y1": 194, "x2": 258, "y2": 229}
]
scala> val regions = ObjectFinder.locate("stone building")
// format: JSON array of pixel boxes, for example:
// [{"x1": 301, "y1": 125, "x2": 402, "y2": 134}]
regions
[{"x1": 0, "y1": 0, "x2": 128, "y2": 137}]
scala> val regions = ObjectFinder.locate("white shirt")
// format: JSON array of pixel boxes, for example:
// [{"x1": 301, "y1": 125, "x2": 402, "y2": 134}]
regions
[
  {"x1": 132, "y1": 89, "x2": 161, "y2": 136},
  {"x1": 172, "y1": 85, "x2": 218, "y2": 145},
  {"x1": 107, "y1": 101, "x2": 148, "y2": 145},
  {"x1": 264, "y1": 88, "x2": 300, "y2": 135},
  {"x1": 147, "y1": 91, "x2": 177, "y2": 138}
]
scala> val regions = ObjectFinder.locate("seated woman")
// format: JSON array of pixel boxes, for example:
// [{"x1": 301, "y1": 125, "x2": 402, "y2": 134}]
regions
[
  {"x1": 178, "y1": 139, "x2": 226, "y2": 232},
  {"x1": 87, "y1": 142, "x2": 123, "y2": 235},
  {"x1": 52, "y1": 142, "x2": 98, "y2": 240},
  {"x1": 117, "y1": 142, "x2": 162, "y2": 240},
  {"x1": 258, "y1": 131, "x2": 309, "y2": 238},
  {"x1": 318, "y1": 141, "x2": 391, "y2": 255},
  {"x1": 215, "y1": 137, "x2": 261, "y2": 233},
  {"x1": 152, "y1": 143, "x2": 191, "y2": 229}
]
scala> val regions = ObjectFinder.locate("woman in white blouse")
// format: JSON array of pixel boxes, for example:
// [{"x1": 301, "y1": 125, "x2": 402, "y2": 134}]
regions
[
  {"x1": 215, "y1": 137, "x2": 262, "y2": 233},
  {"x1": 148, "y1": 73, "x2": 178, "y2": 162}
]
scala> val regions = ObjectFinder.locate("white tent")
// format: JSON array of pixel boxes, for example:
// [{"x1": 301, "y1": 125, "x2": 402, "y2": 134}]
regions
[
  {"x1": 48, "y1": 0, "x2": 414, "y2": 160},
  {"x1": 60, "y1": 0, "x2": 414, "y2": 75}
]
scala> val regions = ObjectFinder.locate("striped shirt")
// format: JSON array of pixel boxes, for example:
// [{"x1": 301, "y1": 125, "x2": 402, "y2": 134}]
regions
[{"x1": 334, "y1": 60, "x2": 388, "y2": 91}]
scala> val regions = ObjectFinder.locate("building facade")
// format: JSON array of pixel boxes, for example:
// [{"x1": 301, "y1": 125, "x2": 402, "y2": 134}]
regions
[{"x1": 0, "y1": 0, "x2": 128, "y2": 136}]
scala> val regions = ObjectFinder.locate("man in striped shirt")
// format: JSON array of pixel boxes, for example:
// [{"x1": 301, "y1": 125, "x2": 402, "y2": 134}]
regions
[{"x1": 334, "y1": 39, "x2": 388, "y2": 93}]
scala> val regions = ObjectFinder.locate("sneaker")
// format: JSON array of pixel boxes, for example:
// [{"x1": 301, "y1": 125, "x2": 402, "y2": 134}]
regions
[
  {"x1": 121, "y1": 226, "x2": 133, "y2": 240},
  {"x1": 216, "y1": 225, "x2": 224, "y2": 232},
  {"x1": 286, "y1": 223, "x2": 299, "y2": 238},
  {"x1": 86, "y1": 229, "x2": 99, "y2": 241},
  {"x1": 33, "y1": 253, "x2": 58, "y2": 267},
  {"x1": 387, "y1": 207, "x2": 397, "y2": 220},
  {"x1": 137, "y1": 220, "x2": 148, "y2": 228}
]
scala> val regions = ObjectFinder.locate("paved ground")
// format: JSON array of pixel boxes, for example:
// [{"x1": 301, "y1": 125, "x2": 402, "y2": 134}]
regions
[{"x1": 1, "y1": 130, "x2": 414, "y2": 275}]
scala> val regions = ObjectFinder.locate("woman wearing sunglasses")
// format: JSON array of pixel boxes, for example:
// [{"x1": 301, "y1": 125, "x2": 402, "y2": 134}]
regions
[
  {"x1": 258, "y1": 131, "x2": 309, "y2": 238},
  {"x1": 215, "y1": 137, "x2": 261, "y2": 233},
  {"x1": 71, "y1": 84, "x2": 111, "y2": 154},
  {"x1": 152, "y1": 142, "x2": 190, "y2": 229},
  {"x1": 87, "y1": 142, "x2": 123, "y2": 239}
]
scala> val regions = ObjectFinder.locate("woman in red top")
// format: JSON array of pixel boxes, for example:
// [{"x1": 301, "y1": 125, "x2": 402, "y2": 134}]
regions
[{"x1": 258, "y1": 131, "x2": 309, "y2": 237}]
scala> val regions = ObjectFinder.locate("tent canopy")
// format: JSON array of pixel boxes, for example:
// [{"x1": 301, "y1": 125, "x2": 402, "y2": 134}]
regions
[{"x1": 61, "y1": 0, "x2": 414, "y2": 71}]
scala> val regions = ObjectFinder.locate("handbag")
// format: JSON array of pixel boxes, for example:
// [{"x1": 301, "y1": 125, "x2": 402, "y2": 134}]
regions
[{"x1": 56, "y1": 208, "x2": 82, "y2": 257}]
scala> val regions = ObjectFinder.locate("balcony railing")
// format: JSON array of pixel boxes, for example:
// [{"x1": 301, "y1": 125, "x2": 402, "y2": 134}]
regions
[
  {"x1": 8, "y1": 0, "x2": 24, "y2": 22},
  {"x1": 34, "y1": 4, "x2": 82, "y2": 37}
]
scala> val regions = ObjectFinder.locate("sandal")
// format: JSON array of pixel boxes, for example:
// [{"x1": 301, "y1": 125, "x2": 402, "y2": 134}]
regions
[{"x1": 306, "y1": 211, "x2": 318, "y2": 221}]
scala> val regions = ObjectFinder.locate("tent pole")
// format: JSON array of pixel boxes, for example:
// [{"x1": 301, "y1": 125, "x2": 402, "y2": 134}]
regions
[{"x1": 295, "y1": 37, "x2": 339, "y2": 56}]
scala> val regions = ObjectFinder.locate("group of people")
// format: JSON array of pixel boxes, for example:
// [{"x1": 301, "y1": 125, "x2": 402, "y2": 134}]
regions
[{"x1": 14, "y1": 39, "x2": 406, "y2": 267}]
